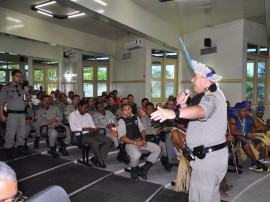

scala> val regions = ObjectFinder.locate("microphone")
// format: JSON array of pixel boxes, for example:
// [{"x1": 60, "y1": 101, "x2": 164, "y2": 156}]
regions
[{"x1": 177, "y1": 89, "x2": 190, "y2": 106}]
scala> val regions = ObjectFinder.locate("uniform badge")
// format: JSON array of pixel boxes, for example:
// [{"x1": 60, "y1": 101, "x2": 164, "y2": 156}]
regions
[{"x1": 205, "y1": 97, "x2": 211, "y2": 101}]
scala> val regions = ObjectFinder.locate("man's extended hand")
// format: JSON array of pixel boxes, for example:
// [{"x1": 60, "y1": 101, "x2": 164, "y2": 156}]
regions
[{"x1": 150, "y1": 106, "x2": 176, "y2": 122}]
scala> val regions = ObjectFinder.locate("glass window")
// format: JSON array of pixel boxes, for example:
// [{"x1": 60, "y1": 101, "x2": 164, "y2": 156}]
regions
[
  {"x1": 152, "y1": 62, "x2": 162, "y2": 79},
  {"x1": 247, "y1": 44, "x2": 257, "y2": 54},
  {"x1": 246, "y1": 60, "x2": 254, "y2": 78},
  {"x1": 8, "y1": 63, "x2": 19, "y2": 69},
  {"x1": 259, "y1": 47, "x2": 269, "y2": 56},
  {"x1": 0, "y1": 62, "x2": 7, "y2": 69},
  {"x1": 151, "y1": 50, "x2": 164, "y2": 58},
  {"x1": 246, "y1": 82, "x2": 254, "y2": 101},
  {"x1": 34, "y1": 70, "x2": 44, "y2": 81},
  {"x1": 166, "y1": 64, "x2": 175, "y2": 79},
  {"x1": 96, "y1": 56, "x2": 109, "y2": 63},
  {"x1": 165, "y1": 51, "x2": 178, "y2": 59},
  {"x1": 97, "y1": 83, "x2": 107, "y2": 96},
  {"x1": 151, "y1": 81, "x2": 161, "y2": 98},
  {"x1": 257, "y1": 61, "x2": 265, "y2": 79},
  {"x1": 0, "y1": 71, "x2": 6, "y2": 82},
  {"x1": 83, "y1": 67, "x2": 93, "y2": 80},
  {"x1": 257, "y1": 82, "x2": 265, "y2": 101},
  {"x1": 165, "y1": 82, "x2": 174, "y2": 98},
  {"x1": 83, "y1": 83, "x2": 93, "y2": 97},
  {"x1": 97, "y1": 67, "x2": 107, "y2": 80},
  {"x1": 47, "y1": 69, "x2": 57, "y2": 82}
]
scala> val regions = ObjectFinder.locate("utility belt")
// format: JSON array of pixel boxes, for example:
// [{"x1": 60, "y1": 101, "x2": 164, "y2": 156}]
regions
[
  {"x1": 7, "y1": 110, "x2": 26, "y2": 114},
  {"x1": 183, "y1": 142, "x2": 227, "y2": 161}
]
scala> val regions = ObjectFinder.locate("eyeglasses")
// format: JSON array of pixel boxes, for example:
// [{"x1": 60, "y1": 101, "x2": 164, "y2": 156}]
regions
[{"x1": 16, "y1": 90, "x2": 21, "y2": 96}]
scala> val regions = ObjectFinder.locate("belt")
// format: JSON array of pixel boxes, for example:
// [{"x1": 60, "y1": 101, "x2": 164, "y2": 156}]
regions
[
  {"x1": 7, "y1": 110, "x2": 26, "y2": 114},
  {"x1": 204, "y1": 142, "x2": 227, "y2": 153}
]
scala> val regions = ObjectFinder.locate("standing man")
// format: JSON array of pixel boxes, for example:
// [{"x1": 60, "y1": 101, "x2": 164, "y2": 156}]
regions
[
  {"x1": 0, "y1": 70, "x2": 29, "y2": 159},
  {"x1": 151, "y1": 60, "x2": 228, "y2": 202}
]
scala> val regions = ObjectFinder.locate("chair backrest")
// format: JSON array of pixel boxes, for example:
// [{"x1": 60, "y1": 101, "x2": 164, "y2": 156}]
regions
[
  {"x1": 25, "y1": 185, "x2": 70, "y2": 202},
  {"x1": 165, "y1": 132, "x2": 179, "y2": 165}
]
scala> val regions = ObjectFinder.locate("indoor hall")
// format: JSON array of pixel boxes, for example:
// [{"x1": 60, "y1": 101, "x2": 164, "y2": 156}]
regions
[{"x1": 0, "y1": 0, "x2": 269, "y2": 201}]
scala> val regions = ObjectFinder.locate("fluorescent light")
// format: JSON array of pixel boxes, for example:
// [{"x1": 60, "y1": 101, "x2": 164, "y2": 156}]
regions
[
  {"x1": 35, "y1": 1, "x2": 56, "y2": 8},
  {"x1": 68, "y1": 11, "x2": 80, "y2": 15},
  {"x1": 96, "y1": 9, "x2": 104, "y2": 14},
  {"x1": 94, "y1": 0, "x2": 107, "y2": 6},
  {"x1": 39, "y1": 8, "x2": 52, "y2": 14},
  {"x1": 68, "y1": 13, "x2": 85, "y2": 18},
  {"x1": 37, "y1": 10, "x2": 53, "y2": 17},
  {"x1": 6, "y1": 17, "x2": 22, "y2": 23}
]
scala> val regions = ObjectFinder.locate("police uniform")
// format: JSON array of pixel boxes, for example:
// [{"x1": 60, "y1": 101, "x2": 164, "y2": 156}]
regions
[
  {"x1": 186, "y1": 88, "x2": 228, "y2": 202},
  {"x1": 116, "y1": 115, "x2": 161, "y2": 168},
  {"x1": 0, "y1": 84, "x2": 27, "y2": 148},
  {"x1": 92, "y1": 110, "x2": 118, "y2": 147},
  {"x1": 35, "y1": 105, "x2": 71, "y2": 147}
]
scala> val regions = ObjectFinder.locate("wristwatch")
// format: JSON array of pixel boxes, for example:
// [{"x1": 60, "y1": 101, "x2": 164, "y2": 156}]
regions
[{"x1": 173, "y1": 108, "x2": 180, "y2": 119}]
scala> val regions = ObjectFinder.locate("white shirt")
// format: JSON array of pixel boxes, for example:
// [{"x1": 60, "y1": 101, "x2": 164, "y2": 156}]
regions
[{"x1": 69, "y1": 110, "x2": 96, "y2": 134}]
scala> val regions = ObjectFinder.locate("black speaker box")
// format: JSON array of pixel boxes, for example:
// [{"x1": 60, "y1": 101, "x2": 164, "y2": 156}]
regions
[{"x1": 204, "y1": 38, "x2": 211, "y2": 47}]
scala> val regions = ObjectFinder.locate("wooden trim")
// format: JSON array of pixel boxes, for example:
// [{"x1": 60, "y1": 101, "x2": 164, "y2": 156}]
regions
[
  {"x1": 112, "y1": 80, "x2": 145, "y2": 84},
  {"x1": 181, "y1": 79, "x2": 242, "y2": 84}
]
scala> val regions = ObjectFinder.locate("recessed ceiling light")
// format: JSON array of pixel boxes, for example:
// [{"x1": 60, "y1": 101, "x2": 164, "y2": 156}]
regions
[{"x1": 94, "y1": 0, "x2": 107, "y2": 7}]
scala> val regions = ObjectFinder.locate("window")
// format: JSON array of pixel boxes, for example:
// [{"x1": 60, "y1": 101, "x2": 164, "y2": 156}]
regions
[
  {"x1": 246, "y1": 44, "x2": 269, "y2": 104},
  {"x1": 0, "y1": 61, "x2": 20, "y2": 84},
  {"x1": 33, "y1": 60, "x2": 58, "y2": 94},
  {"x1": 151, "y1": 49, "x2": 178, "y2": 102},
  {"x1": 82, "y1": 55, "x2": 109, "y2": 97}
]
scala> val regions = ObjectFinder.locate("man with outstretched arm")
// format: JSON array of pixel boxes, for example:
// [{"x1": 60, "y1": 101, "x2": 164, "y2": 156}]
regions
[{"x1": 151, "y1": 60, "x2": 228, "y2": 202}]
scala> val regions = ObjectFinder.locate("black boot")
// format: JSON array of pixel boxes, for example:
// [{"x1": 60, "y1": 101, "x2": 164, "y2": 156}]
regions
[
  {"x1": 34, "y1": 137, "x2": 40, "y2": 149},
  {"x1": 59, "y1": 143, "x2": 69, "y2": 156},
  {"x1": 139, "y1": 161, "x2": 153, "y2": 180},
  {"x1": 49, "y1": 145, "x2": 59, "y2": 158},
  {"x1": 24, "y1": 139, "x2": 29, "y2": 152},
  {"x1": 5, "y1": 147, "x2": 15, "y2": 160},
  {"x1": 130, "y1": 167, "x2": 139, "y2": 181},
  {"x1": 117, "y1": 144, "x2": 130, "y2": 164},
  {"x1": 17, "y1": 145, "x2": 29, "y2": 155},
  {"x1": 160, "y1": 156, "x2": 172, "y2": 172}
]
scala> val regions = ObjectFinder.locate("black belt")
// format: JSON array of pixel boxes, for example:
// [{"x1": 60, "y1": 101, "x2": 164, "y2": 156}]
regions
[
  {"x1": 192, "y1": 142, "x2": 227, "y2": 159},
  {"x1": 204, "y1": 142, "x2": 227, "y2": 153},
  {"x1": 7, "y1": 110, "x2": 26, "y2": 114}
]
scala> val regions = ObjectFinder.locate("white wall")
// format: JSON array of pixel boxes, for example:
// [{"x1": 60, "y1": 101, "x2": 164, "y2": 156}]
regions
[{"x1": 183, "y1": 20, "x2": 245, "y2": 106}]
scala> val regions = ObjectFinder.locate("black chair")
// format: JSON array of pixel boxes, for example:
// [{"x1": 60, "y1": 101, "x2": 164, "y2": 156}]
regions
[{"x1": 71, "y1": 131, "x2": 91, "y2": 167}]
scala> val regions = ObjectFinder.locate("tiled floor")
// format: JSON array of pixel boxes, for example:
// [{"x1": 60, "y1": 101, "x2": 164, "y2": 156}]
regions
[{"x1": 3, "y1": 138, "x2": 270, "y2": 202}]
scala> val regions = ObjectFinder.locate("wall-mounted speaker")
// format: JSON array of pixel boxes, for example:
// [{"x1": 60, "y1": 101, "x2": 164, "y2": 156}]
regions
[{"x1": 204, "y1": 38, "x2": 211, "y2": 47}]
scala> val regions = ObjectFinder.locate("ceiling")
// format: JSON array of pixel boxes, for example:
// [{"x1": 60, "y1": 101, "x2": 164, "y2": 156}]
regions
[{"x1": 0, "y1": 0, "x2": 268, "y2": 43}]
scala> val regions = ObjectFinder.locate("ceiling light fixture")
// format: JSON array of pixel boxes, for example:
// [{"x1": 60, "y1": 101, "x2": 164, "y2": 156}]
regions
[
  {"x1": 37, "y1": 10, "x2": 53, "y2": 17},
  {"x1": 35, "y1": 1, "x2": 56, "y2": 8},
  {"x1": 94, "y1": 0, "x2": 108, "y2": 7},
  {"x1": 68, "y1": 13, "x2": 85, "y2": 18}
]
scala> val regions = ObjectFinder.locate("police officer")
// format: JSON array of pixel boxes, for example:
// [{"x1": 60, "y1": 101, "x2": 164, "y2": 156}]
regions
[
  {"x1": 116, "y1": 104, "x2": 161, "y2": 181},
  {"x1": 35, "y1": 95, "x2": 71, "y2": 158},
  {"x1": 0, "y1": 70, "x2": 28, "y2": 159},
  {"x1": 151, "y1": 60, "x2": 228, "y2": 202}
]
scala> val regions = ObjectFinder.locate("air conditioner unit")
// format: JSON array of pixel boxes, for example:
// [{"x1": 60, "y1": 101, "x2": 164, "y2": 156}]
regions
[
  {"x1": 64, "y1": 48, "x2": 76, "y2": 57},
  {"x1": 125, "y1": 38, "x2": 144, "y2": 50}
]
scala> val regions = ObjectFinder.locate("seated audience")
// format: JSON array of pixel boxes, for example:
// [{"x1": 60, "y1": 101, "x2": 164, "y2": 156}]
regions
[{"x1": 69, "y1": 100, "x2": 112, "y2": 168}]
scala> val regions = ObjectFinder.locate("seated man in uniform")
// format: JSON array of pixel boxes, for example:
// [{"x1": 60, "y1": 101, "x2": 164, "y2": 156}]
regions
[
  {"x1": 141, "y1": 102, "x2": 172, "y2": 171},
  {"x1": 229, "y1": 101, "x2": 269, "y2": 171},
  {"x1": 35, "y1": 95, "x2": 71, "y2": 158},
  {"x1": 116, "y1": 104, "x2": 161, "y2": 180},
  {"x1": 92, "y1": 102, "x2": 129, "y2": 163},
  {"x1": 69, "y1": 99, "x2": 112, "y2": 168},
  {"x1": 0, "y1": 162, "x2": 17, "y2": 202}
]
